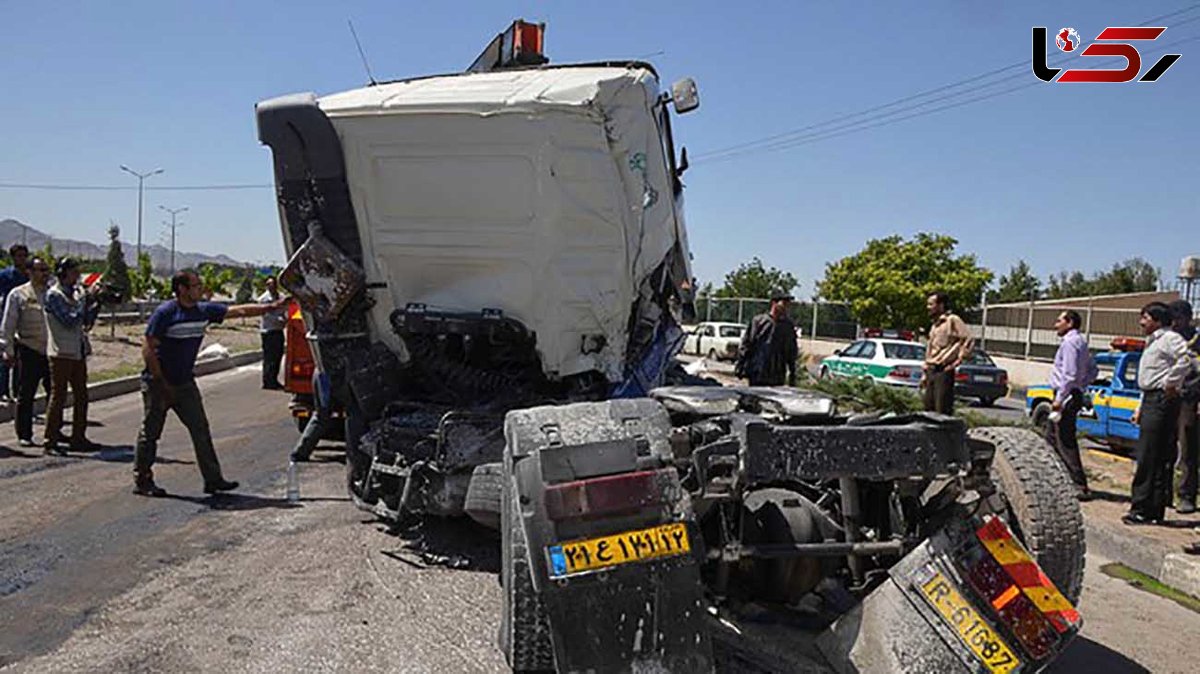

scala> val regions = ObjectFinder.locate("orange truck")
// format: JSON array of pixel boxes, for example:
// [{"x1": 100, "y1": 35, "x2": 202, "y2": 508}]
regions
[{"x1": 282, "y1": 300, "x2": 342, "y2": 434}]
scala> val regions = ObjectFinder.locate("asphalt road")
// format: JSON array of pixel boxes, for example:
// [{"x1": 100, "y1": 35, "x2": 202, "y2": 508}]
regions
[{"x1": 1, "y1": 367, "x2": 1197, "y2": 672}]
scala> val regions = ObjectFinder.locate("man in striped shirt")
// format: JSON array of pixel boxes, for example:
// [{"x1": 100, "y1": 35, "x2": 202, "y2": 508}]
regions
[{"x1": 133, "y1": 269, "x2": 288, "y2": 497}]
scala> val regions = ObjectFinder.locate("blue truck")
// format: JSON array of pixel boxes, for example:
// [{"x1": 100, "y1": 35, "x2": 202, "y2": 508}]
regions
[{"x1": 1025, "y1": 341, "x2": 1142, "y2": 452}]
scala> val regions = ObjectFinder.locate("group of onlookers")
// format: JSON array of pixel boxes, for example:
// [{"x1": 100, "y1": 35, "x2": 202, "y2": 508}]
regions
[
  {"x1": 0, "y1": 244, "x2": 288, "y2": 497},
  {"x1": 0, "y1": 245, "x2": 104, "y2": 453}
]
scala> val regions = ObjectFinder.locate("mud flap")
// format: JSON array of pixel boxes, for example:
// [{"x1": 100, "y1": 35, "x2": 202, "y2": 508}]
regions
[
  {"x1": 504, "y1": 399, "x2": 714, "y2": 671},
  {"x1": 540, "y1": 549, "x2": 714, "y2": 673}
]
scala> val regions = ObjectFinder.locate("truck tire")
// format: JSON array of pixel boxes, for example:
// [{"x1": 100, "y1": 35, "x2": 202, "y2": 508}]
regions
[
  {"x1": 499, "y1": 478, "x2": 555, "y2": 672},
  {"x1": 465, "y1": 463, "x2": 503, "y2": 530},
  {"x1": 1029, "y1": 400, "x2": 1052, "y2": 436},
  {"x1": 969, "y1": 427, "x2": 1085, "y2": 604}
]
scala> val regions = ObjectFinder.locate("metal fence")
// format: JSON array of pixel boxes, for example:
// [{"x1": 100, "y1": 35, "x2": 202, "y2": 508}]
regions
[
  {"x1": 963, "y1": 303, "x2": 1146, "y2": 360},
  {"x1": 692, "y1": 296, "x2": 857, "y2": 341}
]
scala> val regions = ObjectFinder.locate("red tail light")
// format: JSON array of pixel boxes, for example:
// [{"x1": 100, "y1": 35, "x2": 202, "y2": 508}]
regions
[
  {"x1": 999, "y1": 372, "x2": 1009, "y2": 387},
  {"x1": 544, "y1": 469, "x2": 675, "y2": 520},
  {"x1": 955, "y1": 371, "x2": 970, "y2": 382},
  {"x1": 290, "y1": 360, "x2": 314, "y2": 380},
  {"x1": 888, "y1": 366, "x2": 919, "y2": 379}
]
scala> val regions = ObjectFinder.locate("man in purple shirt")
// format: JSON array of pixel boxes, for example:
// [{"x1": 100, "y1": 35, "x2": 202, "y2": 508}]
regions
[{"x1": 1047, "y1": 310, "x2": 1098, "y2": 499}]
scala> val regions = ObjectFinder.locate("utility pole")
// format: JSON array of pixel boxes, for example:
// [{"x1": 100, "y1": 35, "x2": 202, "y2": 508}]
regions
[
  {"x1": 120, "y1": 165, "x2": 164, "y2": 264},
  {"x1": 159, "y1": 205, "x2": 188, "y2": 275}
]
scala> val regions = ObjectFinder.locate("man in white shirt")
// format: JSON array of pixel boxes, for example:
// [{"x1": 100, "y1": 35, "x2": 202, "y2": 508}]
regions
[{"x1": 1125, "y1": 302, "x2": 1195, "y2": 525}]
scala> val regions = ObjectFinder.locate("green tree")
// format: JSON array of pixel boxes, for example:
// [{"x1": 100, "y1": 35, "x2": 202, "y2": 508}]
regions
[
  {"x1": 989, "y1": 260, "x2": 1041, "y2": 303},
  {"x1": 104, "y1": 223, "x2": 131, "y2": 300},
  {"x1": 197, "y1": 263, "x2": 236, "y2": 297},
  {"x1": 1044, "y1": 258, "x2": 1160, "y2": 299},
  {"x1": 130, "y1": 252, "x2": 155, "y2": 299},
  {"x1": 234, "y1": 267, "x2": 255, "y2": 303},
  {"x1": 817, "y1": 233, "x2": 992, "y2": 330},
  {"x1": 715, "y1": 257, "x2": 798, "y2": 298}
]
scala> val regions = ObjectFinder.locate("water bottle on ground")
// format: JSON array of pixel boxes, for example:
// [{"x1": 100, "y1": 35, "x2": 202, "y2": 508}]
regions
[{"x1": 286, "y1": 460, "x2": 300, "y2": 502}]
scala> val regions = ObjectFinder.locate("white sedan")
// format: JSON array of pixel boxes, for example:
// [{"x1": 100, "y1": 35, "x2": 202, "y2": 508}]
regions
[
  {"x1": 682, "y1": 322, "x2": 746, "y2": 361},
  {"x1": 818, "y1": 338, "x2": 926, "y2": 388}
]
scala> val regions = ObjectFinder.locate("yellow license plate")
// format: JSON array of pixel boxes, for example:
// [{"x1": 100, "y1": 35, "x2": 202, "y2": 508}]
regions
[
  {"x1": 919, "y1": 570, "x2": 1021, "y2": 674},
  {"x1": 546, "y1": 522, "x2": 690, "y2": 578}
]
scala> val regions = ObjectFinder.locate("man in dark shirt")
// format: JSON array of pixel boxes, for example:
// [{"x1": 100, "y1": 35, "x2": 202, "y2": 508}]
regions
[
  {"x1": 133, "y1": 269, "x2": 288, "y2": 497},
  {"x1": 1170, "y1": 300, "x2": 1199, "y2": 514},
  {"x1": 736, "y1": 291, "x2": 798, "y2": 386},
  {"x1": 0, "y1": 244, "x2": 30, "y2": 401}
]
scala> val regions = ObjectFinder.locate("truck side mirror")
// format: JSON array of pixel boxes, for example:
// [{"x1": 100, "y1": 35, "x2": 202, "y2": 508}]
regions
[{"x1": 671, "y1": 78, "x2": 699, "y2": 114}]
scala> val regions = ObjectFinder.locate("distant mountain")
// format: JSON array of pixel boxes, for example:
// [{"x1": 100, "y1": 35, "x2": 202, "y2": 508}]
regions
[{"x1": 0, "y1": 218, "x2": 246, "y2": 272}]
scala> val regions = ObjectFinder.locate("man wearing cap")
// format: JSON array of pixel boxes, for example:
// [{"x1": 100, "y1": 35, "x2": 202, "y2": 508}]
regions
[
  {"x1": 922, "y1": 291, "x2": 974, "y2": 415},
  {"x1": 1169, "y1": 299, "x2": 1199, "y2": 514},
  {"x1": 43, "y1": 257, "x2": 102, "y2": 455},
  {"x1": 736, "y1": 291, "x2": 799, "y2": 387}
]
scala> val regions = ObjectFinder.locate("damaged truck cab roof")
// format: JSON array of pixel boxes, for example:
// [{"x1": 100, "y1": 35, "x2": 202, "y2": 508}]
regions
[{"x1": 303, "y1": 64, "x2": 693, "y2": 383}]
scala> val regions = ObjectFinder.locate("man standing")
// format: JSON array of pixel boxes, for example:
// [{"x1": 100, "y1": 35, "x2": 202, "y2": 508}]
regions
[
  {"x1": 1169, "y1": 300, "x2": 1199, "y2": 514},
  {"x1": 922, "y1": 291, "x2": 974, "y2": 415},
  {"x1": 1124, "y1": 302, "x2": 1194, "y2": 525},
  {"x1": 0, "y1": 257, "x2": 53, "y2": 447},
  {"x1": 736, "y1": 291, "x2": 799, "y2": 387},
  {"x1": 133, "y1": 269, "x2": 288, "y2": 497},
  {"x1": 1047, "y1": 310, "x2": 1099, "y2": 500},
  {"x1": 0, "y1": 244, "x2": 31, "y2": 402},
  {"x1": 43, "y1": 257, "x2": 101, "y2": 455},
  {"x1": 290, "y1": 369, "x2": 332, "y2": 462},
  {"x1": 258, "y1": 276, "x2": 286, "y2": 390}
]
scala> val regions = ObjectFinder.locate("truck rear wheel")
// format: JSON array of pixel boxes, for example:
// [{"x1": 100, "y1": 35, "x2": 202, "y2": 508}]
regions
[
  {"x1": 499, "y1": 476, "x2": 555, "y2": 672},
  {"x1": 969, "y1": 427, "x2": 1086, "y2": 604},
  {"x1": 464, "y1": 463, "x2": 503, "y2": 530}
]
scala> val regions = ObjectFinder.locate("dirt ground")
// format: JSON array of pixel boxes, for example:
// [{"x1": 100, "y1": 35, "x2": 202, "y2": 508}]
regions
[{"x1": 87, "y1": 319, "x2": 263, "y2": 382}]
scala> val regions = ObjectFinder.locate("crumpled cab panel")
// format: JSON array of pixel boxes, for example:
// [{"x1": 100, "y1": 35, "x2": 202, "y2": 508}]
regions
[{"x1": 317, "y1": 66, "x2": 690, "y2": 383}]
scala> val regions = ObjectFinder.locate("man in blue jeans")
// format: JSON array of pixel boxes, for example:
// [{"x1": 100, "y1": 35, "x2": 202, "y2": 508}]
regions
[{"x1": 133, "y1": 269, "x2": 288, "y2": 497}]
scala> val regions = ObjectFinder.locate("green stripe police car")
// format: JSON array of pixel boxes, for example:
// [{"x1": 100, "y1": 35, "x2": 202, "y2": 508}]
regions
[{"x1": 819, "y1": 338, "x2": 926, "y2": 388}]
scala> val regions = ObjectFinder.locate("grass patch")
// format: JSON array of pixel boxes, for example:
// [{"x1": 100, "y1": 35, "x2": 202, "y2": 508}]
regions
[
  {"x1": 90, "y1": 362, "x2": 144, "y2": 383},
  {"x1": 1100, "y1": 562, "x2": 1200, "y2": 614}
]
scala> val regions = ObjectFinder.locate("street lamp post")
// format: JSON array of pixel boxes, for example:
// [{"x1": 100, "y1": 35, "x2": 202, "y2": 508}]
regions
[
  {"x1": 119, "y1": 165, "x2": 164, "y2": 264},
  {"x1": 159, "y1": 205, "x2": 187, "y2": 275}
]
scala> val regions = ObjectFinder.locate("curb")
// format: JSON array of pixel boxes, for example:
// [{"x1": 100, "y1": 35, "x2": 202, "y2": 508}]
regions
[
  {"x1": 1085, "y1": 512, "x2": 1200, "y2": 600},
  {"x1": 0, "y1": 350, "x2": 264, "y2": 424}
]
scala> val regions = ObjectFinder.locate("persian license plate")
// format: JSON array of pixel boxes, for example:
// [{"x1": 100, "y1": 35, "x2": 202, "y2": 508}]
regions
[
  {"x1": 919, "y1": 569, "x2": 1021, "y2": 674},
  {"x1": 973, "y1": 374, "x2": 993, "y2": 383},
  {"x1": 546, "y1": 522, "x2": 690, "y2": 578}
]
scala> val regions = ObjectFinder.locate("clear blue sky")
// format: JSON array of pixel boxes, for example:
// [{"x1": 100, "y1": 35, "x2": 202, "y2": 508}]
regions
[{"x1": 1, "y1": 1, "x2": 1195, "y2": 294}]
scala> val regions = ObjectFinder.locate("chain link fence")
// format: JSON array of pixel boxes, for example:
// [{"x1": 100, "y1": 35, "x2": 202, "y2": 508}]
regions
[{"x1": 692, "y1": 296, "x2": 857, "y2": 341}]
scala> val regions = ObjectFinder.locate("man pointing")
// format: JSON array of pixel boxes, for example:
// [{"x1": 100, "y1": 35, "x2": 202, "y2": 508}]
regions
[{"x1": 133, "y1": 269, "x2": 288, "y2": 497}]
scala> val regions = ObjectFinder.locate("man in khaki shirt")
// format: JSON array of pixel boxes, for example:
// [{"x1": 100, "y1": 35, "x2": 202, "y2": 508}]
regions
[{"x1": 922, "y1": 291, "x2": 974, "y2": 414}]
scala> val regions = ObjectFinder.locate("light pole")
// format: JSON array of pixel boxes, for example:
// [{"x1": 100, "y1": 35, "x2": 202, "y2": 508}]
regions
[
  {"x1": 119, "y1": 165, "x2": 164, "y2": 264},
  {"x1": 159, "y1": 205, "x2": 187, "y2": 275}
]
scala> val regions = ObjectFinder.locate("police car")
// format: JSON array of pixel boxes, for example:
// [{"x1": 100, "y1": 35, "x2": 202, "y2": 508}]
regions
[
  {"x1": 1025, "y1": 338, "x2": 1142, "y2": 452},
  {"x1": 819, "y1": 337, "x2": 926, "y2": 387}
]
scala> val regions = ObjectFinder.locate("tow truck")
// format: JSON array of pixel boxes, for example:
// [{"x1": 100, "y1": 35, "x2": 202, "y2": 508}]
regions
[
  {"x1": 1026, "y1": 337, "x2": 1142, "y2": 451},
  {"x1": 257, "y1": 20, "x2": 1083, "y2": 672}
]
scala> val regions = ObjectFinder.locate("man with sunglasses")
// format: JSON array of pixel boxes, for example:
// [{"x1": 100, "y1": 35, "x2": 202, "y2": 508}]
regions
[
  {"x1": 0, "y1": 257, "x2": 53, "y2": 446},
  {"x1": 133, "y1": 269, "x2": 288, "y2": 497}
]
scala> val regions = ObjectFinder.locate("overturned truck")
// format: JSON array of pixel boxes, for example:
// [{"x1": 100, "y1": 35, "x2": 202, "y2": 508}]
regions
[{"x1": 257, "y1": 21, "x2": 1084, "y2": 673}]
